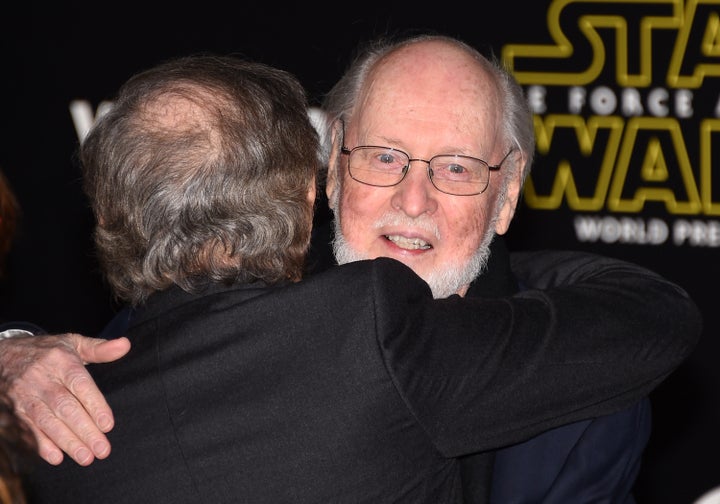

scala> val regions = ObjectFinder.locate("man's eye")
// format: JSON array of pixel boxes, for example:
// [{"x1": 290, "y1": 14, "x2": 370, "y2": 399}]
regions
[
  {"x1": 447, "y1": 163, "x2": 466, "y2": 174},
  {"x1": 378, "y1": 153, "x2": 396, "y2": 164}
]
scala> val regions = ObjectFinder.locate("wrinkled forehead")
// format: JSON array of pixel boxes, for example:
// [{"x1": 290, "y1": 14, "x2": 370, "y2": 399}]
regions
[{"x1": 348, "y1": 42, "x2": 504, "y2": 151}]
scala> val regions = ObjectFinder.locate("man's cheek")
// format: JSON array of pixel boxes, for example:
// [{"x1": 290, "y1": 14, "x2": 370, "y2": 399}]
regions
[
  {"x1": 343, "y1": 187, "x2": 382, "y2": 221},
  {"x1": 450, "y1": 215, "x2": 487, "y2": 250}
]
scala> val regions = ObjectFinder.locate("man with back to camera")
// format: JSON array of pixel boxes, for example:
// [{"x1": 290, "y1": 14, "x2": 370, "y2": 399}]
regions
[{"x1": 0, "y1": 36, "x2": 702, "y2": 503}]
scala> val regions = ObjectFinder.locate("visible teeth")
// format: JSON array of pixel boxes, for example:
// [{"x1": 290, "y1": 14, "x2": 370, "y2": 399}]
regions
[{"x1": 386, "y1": 234, "x2": 431, "y2": 250}]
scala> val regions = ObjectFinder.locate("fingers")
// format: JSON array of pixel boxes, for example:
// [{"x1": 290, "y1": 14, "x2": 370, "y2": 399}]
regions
[
  {"x1": 21, "y1": 415, "x2": 65, "y2": 466},
  {"x1": 12, "y1": 354, "x2": 113, "y2": 466},
  {"x1": 55, "y1": 334, "x2": 130, "y2": 433},
  {"x1": 19, "y1": 407, "x2": 99, "y2": 467},
  {"x1": 54, "y1": 367, "x2": 113, "y2": 461},
  {"x1": 69, "y1": 335, "x2": 132, "y2": 441}
]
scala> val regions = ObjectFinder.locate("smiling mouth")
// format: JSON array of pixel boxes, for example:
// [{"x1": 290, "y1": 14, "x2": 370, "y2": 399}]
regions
[{"x1": 385, "y1": 234, "x2": 432, "y2": 250}]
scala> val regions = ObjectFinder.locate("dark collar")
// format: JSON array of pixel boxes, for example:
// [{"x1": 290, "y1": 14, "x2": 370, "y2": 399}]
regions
[
  {"x1": 466, "y1": 236, "x2": 519, "y2": 298},
  {"x1": 129, "y1": 279, "x2": 275, "y2": 328}
]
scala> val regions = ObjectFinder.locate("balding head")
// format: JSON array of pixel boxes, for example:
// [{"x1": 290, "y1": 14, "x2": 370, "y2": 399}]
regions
[{"x1": 82, "y1": 55, "x2": 320, "y2": 304}]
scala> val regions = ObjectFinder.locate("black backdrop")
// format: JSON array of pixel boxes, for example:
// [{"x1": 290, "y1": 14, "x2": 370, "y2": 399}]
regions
[{"x1": 1, "y1": 2, "x2": 717, "y2": 503}]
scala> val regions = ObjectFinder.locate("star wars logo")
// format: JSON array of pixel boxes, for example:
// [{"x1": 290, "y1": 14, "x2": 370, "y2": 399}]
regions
[{"x1": 502, "y1": 0, "x2": 720, "y2": 246}]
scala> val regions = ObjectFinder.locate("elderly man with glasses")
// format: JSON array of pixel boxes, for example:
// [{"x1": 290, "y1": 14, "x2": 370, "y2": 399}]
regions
[{"x1": 317, "y1": 34, "x2": 658, "y2": 503}]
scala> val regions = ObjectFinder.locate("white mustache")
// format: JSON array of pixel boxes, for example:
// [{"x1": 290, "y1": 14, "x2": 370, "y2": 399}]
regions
[{"x1": 372, "y1": 213, "x2": 441, "y2": 241}]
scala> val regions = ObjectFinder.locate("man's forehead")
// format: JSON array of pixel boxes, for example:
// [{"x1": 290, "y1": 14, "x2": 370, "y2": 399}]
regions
[
  {"x1": 353, "y1": 51, "x2": 501, "y2": 133},
  {"x1": 346, "y1": 51, "x2": 501, "y2": 156},
  {"x1": 347, "y1": 86, "x2": 500, "y2": 156}
]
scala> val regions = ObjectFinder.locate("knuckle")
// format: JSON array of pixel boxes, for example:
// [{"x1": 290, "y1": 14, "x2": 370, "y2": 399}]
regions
[
  {"x1": 33, "y1": 408, "x2": 61, "y2": 434},
  {"x1": 19, "y1": 397, "x2": 49, "y2": 423},
  {"x1": 53, "y1": 395, "x2": 83, "y2": 422}
]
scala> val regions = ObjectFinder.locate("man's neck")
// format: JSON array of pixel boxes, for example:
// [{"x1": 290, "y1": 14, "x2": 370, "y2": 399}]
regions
[{"x1": 465, "y1": 236, "x2": 519, "y2": 298}]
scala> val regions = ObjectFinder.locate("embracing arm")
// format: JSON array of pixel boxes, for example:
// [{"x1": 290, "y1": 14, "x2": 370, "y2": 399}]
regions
[
  {"x1": 372, "y1": 253, "x2": 701, "y2": 455},
  {"x1": 0, "y1": 334, "x2": 130, "y2": 466}
]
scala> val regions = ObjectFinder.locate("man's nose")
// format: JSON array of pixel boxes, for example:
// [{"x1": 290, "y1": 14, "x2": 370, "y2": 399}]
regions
[{"x1": 390, "y1": 160, "x2": 438, "y2": 217}]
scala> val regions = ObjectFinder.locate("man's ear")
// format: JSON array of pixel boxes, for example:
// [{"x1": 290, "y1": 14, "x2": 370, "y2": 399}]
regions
[
  {"x1": 494, "y1": 151, "x2": 525, "y2": 236},
  {"x1": 325, "y1": 120, "x2": 343, "y2": 203},
  {"x1": 307, "y1": 177, "x2": 317, "y2": 205}
]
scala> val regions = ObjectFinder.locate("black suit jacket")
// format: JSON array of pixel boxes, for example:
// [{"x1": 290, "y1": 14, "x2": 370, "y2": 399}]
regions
[{"x1": 25, "y1": 255, "x2": 699, "y2": 503}]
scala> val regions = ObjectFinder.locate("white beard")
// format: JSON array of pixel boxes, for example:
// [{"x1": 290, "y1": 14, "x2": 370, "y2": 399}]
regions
[{"x1": 330, "y1": 198, "x2": 497, "y2": 299}]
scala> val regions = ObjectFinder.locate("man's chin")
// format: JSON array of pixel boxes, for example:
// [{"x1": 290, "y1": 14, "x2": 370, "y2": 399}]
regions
[{"x1": 390, "y1": 255, "x2": 431, "y2": 274}]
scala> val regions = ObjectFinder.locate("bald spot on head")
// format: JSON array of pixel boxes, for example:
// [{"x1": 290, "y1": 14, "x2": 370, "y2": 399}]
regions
[
  {"x1": 351, "y1": 39, "x2": 506, "y2": 156},
  {"x1": 130, "y1": 83, "x2": 228, "y2": 184},
  {"x1": 140, "y1": 85, "x2": 222, "y2": 144}
]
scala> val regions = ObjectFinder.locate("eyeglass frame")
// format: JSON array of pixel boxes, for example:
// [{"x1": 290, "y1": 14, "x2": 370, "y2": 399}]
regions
[{"x1": 339, "y1": 144, "x2": 514, "y2": 196}]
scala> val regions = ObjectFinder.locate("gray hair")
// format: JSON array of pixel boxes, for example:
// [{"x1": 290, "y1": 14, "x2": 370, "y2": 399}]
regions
[
  {"x1": 322, "y1": 34, "x2": 535, "y2": 191},
  {"x1": 82, "y1": 55, "x2": 320, "y2": 305}
]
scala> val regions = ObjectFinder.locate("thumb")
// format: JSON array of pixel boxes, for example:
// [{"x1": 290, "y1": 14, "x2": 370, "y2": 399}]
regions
[{"x1": 70, "y1": 334, "x2": 132, "y2": 364}]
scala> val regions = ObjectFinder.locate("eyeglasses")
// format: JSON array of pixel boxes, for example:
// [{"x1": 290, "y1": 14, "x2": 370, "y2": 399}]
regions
[{"x1": 340, "y1": 145, "x2": 513, "y2": 196}]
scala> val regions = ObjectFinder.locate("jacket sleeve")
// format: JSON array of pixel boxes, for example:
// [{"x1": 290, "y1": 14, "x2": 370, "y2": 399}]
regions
[{"x1": 369, "y1": 253, "x2": 701, "y2": 456}]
